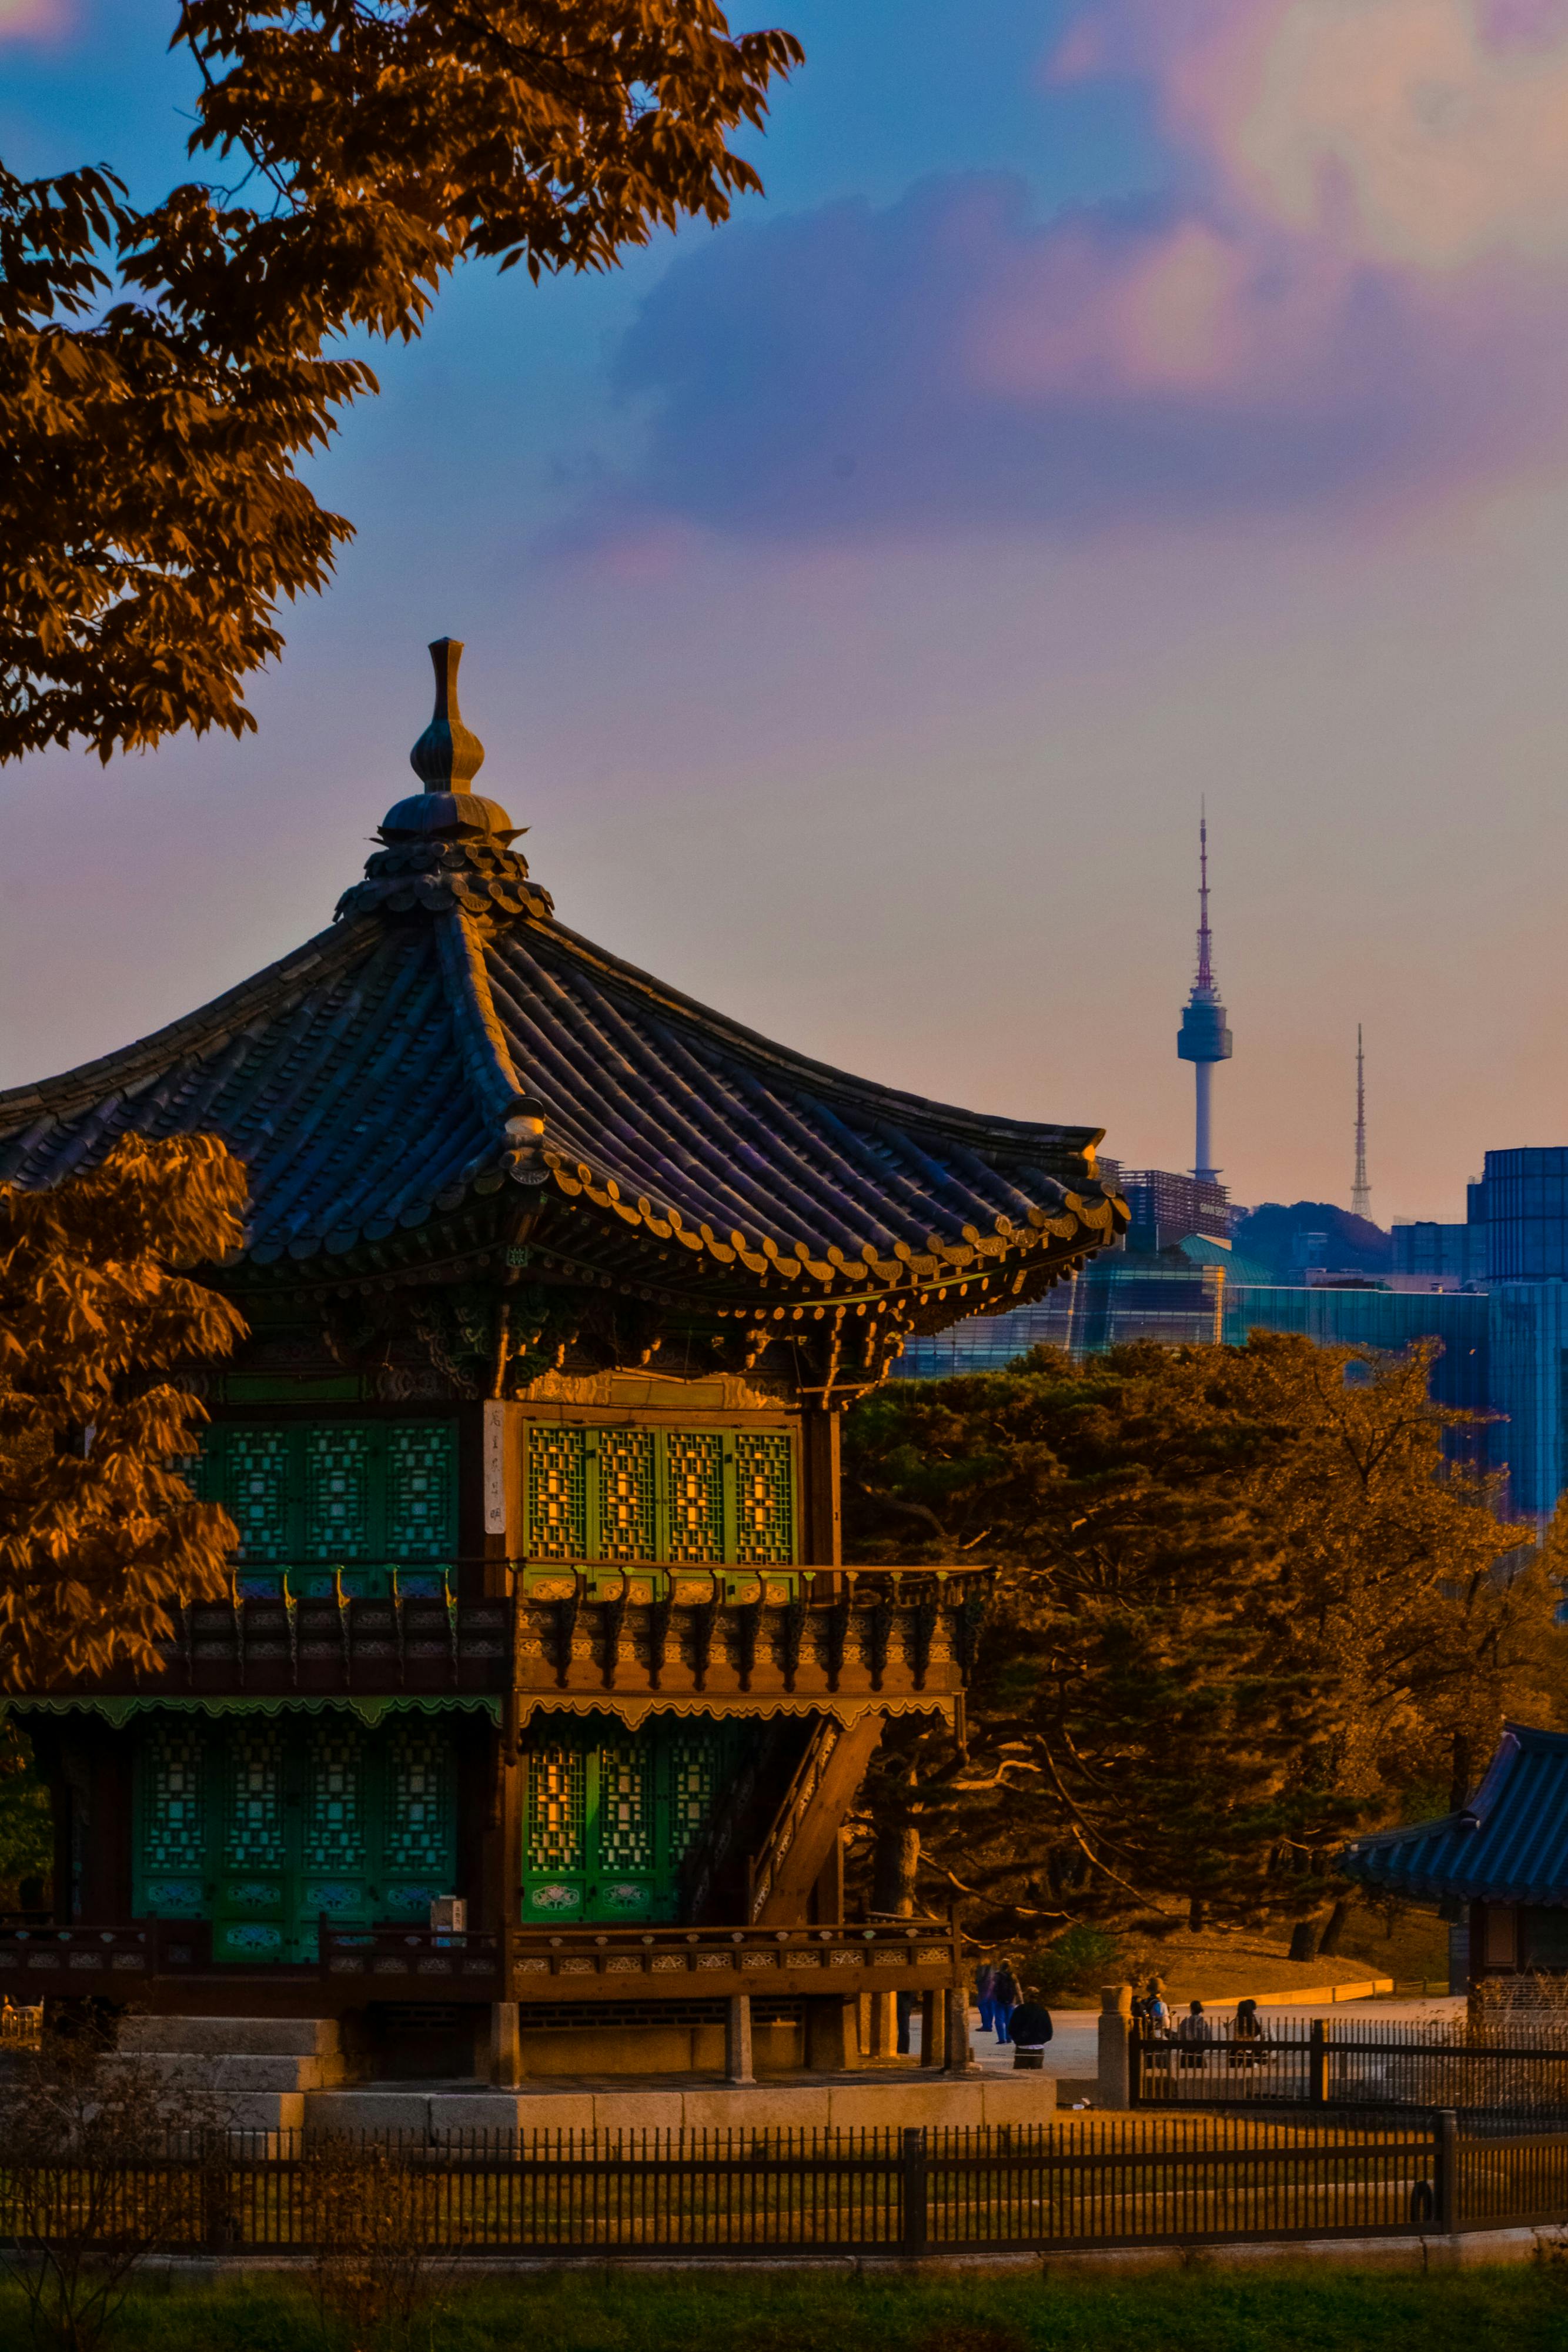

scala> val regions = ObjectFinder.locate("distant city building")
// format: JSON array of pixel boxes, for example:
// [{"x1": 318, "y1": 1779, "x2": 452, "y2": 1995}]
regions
[
  {"x1": 1118, "y1": 1167, "x2": 1230, "y2": 1251},
  {"x1": 1481, "y1": 1148, "x2": 1568, "y2": 1281},
  {"x1": 1390, "y1": 1215, "x2": 1488, "y2": 1288}
]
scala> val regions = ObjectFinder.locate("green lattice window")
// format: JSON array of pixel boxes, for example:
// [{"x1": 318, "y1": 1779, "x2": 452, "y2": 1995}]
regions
[
  {"x1": 226, "y1": 1429, "x2": 292, "y2": 1564},
  {"x1": 387, "y1": 1423, "x2": 454, "y2": 1561},
  {"x1": 224, "y1": 1726, "x2": 283, "y2": 1868},
  {"x1": 385, "y1": 1725, "x2": 452, "y2": 1874},
  {"x1": 305, "y1": 1726, "x2": 365, "y2": 1869},
  {"x1": 143, "y1": 1726, "x2": 206, "y2": 1871},
  {"x1": 200, "y1": 1421, "x2": 457, "y2": 1583},
  {"x1": 519, "y1": 1719, "x2": 740, "y2": 1923},
  {"x1": 666, "y1": 1432, "x2": 724, "y2": 1563},
  {"x1": 597, "y1": 1429, "x2": 656, "y2": 1562},
  {"x1": 526, "y1": 1747, "x2": 586, "y2": 1874},
  {"x1": 597, "y1": 1739, "x2": 653, "y2": 1873},
  {"x1": 303, "y1": 1426, "x2": 373, "y2": 1562},
  {"x1": 135, "y1": 1715, "x2": 461, "y2": 1959},
  {"x1": 521, "y1": 1423, "x2": 797, "y2": 1570},
  {"x1": 736, "y1": 1432, "x2": 795, "y2": 1564},
  {"x1": 528, "y1": 1428, "x2": 587, "y2": 1560},
  {"x1": 666, "y1": 1733, "x2": 720, "y2": 1864}
]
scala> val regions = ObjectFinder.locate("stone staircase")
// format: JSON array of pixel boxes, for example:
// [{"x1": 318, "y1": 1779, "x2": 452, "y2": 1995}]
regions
[{"x1": 116, "y1": 2016, "x2": 346, "y2": 2132}]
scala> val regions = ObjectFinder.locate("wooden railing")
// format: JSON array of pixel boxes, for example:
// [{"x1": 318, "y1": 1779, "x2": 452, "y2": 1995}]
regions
[
  {"x1": 507, "y1": 1916, "x2": 960, "y2": 1998},
  {"x1": 745, "y1": 1716, "x2": 841, "y2": 1922},
  {"x1": 321, "y1": 1926, "x2": 504, "y2": 1990}
]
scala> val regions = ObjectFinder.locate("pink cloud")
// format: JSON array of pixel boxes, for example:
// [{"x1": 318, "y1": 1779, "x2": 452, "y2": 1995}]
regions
[
  {"x1": 594, "y1": 4, "x2": 1568, "y2": 544},
  {"x1": 0, "y1": 0, "x2": 72, "y2": 40}
]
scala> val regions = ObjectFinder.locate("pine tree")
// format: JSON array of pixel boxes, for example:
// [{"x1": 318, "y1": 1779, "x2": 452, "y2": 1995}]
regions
[{"x1": 845, "y1": 1335, "x2": 1566, "y2": 1939}]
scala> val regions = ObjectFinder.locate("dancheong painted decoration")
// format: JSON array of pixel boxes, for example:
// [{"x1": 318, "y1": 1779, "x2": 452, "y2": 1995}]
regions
[{"x1": 0, "y1": 640, "x2": 1125, "y2": 2081}]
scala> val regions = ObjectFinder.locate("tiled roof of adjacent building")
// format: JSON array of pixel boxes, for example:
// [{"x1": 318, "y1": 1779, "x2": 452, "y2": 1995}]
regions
[
  {"x1": 1343, "y1": 1724, "x2": 1568, "y2": 1906},
  {"x1": 0, "y1": 643, "x2": 1124, "y2": 1289}
]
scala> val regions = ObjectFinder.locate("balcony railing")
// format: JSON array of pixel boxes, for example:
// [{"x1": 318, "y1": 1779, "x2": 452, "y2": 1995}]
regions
[
  {"x1": 507, "y1": 1917, "x2": 961, "y2": 1997},
  {"x1": 0, "y1": 1917, "x2": 962, "y2": 2003}
]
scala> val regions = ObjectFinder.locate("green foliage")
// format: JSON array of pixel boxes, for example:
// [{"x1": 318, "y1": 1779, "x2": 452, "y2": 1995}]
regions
[
  {"x1": 2, "y1": 3, "x2": 802, "y2": 764},
  {"x1": 0, "y1": 1745, "x2": 52, "y2": 1887},
  {"x1": 1020, "y1": 1922, "x2": 1121, "y2": 2003},
  {"x1": 844, "y1": 1335, "x2": 1565, "y2": 1935},
  {"x1": 0, "y1": 1134, "x2": 245, "y2": 1688},
  {"x1": 0, "y1": 2264, "x2": 1560, "y2": 2352}
]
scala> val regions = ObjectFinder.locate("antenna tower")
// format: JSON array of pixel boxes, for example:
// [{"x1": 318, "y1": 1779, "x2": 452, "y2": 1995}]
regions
[
  {"x1": 1351, "y1": 1026, "x2": 1370, "y2": 1219},
  {"x1": 1176, "y1": 804, "x2": 1232, "y2": 1182}
]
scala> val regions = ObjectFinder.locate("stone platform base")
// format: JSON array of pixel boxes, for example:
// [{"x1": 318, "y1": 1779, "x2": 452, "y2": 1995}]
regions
[{"x1": 303, "y1": 2070, "x2": 1054, "y2": 2137}]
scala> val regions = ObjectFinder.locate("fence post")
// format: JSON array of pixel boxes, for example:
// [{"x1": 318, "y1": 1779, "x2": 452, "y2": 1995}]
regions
[
  {"x1": 1308, "y1": 2017, "x2": 1329, "y2": 2109},
  {"x1": 900, "y1": 2127, "x2": 928, "y2": 2259},
  {"x1": 1435, "y1": 2108, "x2": 1459, "y2": 2236},
  {"x1": 1098, "y1": 1985, "x2": 1133, "y2": 2110}
]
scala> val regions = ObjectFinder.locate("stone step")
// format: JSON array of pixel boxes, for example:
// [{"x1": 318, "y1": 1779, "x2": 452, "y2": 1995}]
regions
[
  {"x1": 226, "y1": 2092, "x2": 305, "y2": 2134},
  {"x1": 133, "y1": 2052, "x2": 346, "y2": 2093},
  {"x1": 119, "y1": 2015, "x2": 340, "y2": 2059}
]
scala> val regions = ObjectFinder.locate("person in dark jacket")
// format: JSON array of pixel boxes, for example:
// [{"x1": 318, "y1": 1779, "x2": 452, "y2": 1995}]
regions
[
  {"x1": 1007, "y1": 1995, "x2": 1054, "y2": 2070},
  {"x1": 992, "y1": 1959, "x2": 1019, "y2": 2039}
]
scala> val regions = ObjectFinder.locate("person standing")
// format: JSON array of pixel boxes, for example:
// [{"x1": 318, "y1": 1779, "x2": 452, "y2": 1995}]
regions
[
  {"x1": 992, "y1": 1958, "x2": 1019, "y2": 2040},
  {"x1": 975, "y1": 1959, "x2": 998, "y2": 2038}
]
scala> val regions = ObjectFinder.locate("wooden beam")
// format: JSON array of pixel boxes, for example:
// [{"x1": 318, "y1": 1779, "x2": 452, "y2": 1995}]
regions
[{"x1": 753, "y1": 1712, "x2": 883, "y2": 1925}]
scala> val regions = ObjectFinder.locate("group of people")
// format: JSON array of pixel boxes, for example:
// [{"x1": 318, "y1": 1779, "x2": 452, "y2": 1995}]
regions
[
  {"x1": 1135, "y1": 1982, "x2": 1268, "y2": 2066},
  {"x1": 973, "y1": 1959, "x2": 1054, "y2": 2069}
]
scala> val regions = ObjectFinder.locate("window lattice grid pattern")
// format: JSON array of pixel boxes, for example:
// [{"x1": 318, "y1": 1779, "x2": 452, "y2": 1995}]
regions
[
  {"x1": 305, "y1": 1726, "x2": 366, "y2": 1869},
  {"x1": 666, "y1": 1729, "x2": 722, "y2": 1864},
  {"x1": 666, "y1": 1432, "x2": 724, "y2": 1563},
  {"x1": 385, "y1": 1725, "x2": 453, "y2": 1875},
  {"x1": 225, "y1": 1429, "x2": 292, "y2": 1564},
  {"x1": 526, "y1": 1747, "x2": 586, "y2": 1874},
  {"x1": 735, "y1": 1432, "x2": 795, "y2": 1564},
  {"x1": 597, "y1": 1740, "x2": 653, "y2": 1873},
  {"x1": 596, "y1": 1428, "x2": 656, "y2": 1562},
  {"x1": 224, "y1": 1726, "x2": 283, "y2": 1869},
  {"x1": 387, "y1": 1422, "x2": 455, "y2": 1562},
  {"x1": 143, "y1": 1726, "x2": 206, "y2": 1872},
  {"x1": 303, "y1": 1426, "x2": 373, "y2": 1562},
  {"x1": 528, "y1": 1428, "x2": 587, "y2": 1561}
]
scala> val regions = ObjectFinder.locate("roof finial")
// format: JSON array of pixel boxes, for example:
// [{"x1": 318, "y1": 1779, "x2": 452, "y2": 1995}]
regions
[{"x1": 410, "y1": 637, "x2": 485, "y2": 793}]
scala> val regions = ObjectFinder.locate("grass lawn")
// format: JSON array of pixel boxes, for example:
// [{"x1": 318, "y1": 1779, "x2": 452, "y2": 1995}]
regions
[{"x1": 25, "y1": 2259, "x2": 1567, "y2": 2352}]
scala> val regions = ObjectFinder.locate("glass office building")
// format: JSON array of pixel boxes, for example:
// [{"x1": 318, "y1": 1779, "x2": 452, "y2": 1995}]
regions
[{"x1": 1483, "y1": 1149, "x2": 1568, "y2": 1281}]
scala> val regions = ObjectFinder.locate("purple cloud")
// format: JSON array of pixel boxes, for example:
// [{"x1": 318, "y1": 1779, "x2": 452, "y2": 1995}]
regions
[{"x1": 596, "y1": 169, "x2": 1568, "y2": 542}]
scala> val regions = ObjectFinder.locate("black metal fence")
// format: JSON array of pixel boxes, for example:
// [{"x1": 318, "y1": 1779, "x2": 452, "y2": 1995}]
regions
[
  {"x1": 1135, "y1": 2016, "x2": 1568, "y2": 2121},
  {"x1": 0, "y1": 2114, "x2": 1563, "y2": 2257}
]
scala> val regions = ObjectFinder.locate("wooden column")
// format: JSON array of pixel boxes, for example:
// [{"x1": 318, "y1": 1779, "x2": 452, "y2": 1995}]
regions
[
  {"x1": 919, "y1": 1990, "x2": 942, "y2": 2070},
  {"x1": 800, "y1": 1406, "x2": 842, "y2": 1571},
  {"x1": 726, "y1": 1994, "x2": 754, "y2": 2084},
  {"x1": 491, "y1": 2002, "x2": 522, "y2": 2087}
]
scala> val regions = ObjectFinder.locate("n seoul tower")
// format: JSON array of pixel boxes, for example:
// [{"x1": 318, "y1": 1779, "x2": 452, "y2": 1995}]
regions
[{"x1": 1176, "y1": 810, "x2": 1232, "y2": 1182}]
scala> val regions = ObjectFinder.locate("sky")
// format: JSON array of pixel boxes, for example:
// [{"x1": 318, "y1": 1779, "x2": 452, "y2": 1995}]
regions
[{"x1": 6, "y1": 1, "x2": 1568, "y2": 1220}]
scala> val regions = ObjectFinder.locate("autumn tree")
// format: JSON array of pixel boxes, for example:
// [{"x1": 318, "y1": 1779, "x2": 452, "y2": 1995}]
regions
[
  {"x1": 0, "y1": 1135, "x2": 245, "y2": 1687},
  {"x1": 844, "y1": 1336, "x2": 1565, "y2": 1944},
  {"x1": 2, "y1": 1, "x2": 803, "y2": 763}
]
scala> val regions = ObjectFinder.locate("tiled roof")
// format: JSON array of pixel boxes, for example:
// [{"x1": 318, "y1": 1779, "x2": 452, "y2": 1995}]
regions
[
  {"x1": 0, "y1": 892, "x2": 1116, "y2": 1279},
  {"x1": 1342, "y1": 1725, "x2": 1568, "y2": 1906},
  {"x1": 0, "y1": 640, "x2": 1122, "y2": 1286}
]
